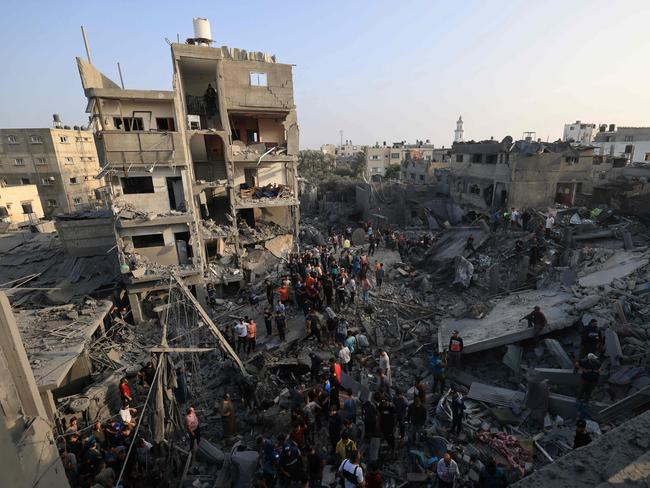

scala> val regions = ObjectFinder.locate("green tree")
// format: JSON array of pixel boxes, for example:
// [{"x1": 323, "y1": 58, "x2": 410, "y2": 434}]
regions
[
  {"x1": 350, "y1": 151, "x2": 366, "y2": 178},
  {"x1": 298, "y1": 150, "x2": 335, "y2": 179},
  {"x1": 384, "y1": 163, "x2": 401, "y2": 180}
]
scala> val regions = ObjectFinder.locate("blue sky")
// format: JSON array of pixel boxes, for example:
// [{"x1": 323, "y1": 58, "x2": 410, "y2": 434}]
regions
[{"x1": 1, "y1": 0, "x2": 649, "y2": 148}]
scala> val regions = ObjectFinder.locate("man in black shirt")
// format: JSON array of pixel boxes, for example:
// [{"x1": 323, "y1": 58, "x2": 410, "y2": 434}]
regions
[
  {"x1": 580, "y1": 319, "x2": 602, "y2": 358},
  {"x1": 407, "y1": 396, "x2": 427, "y2": 446},
  {"x1": 521, "y1": 306, "x2": 547, "y2": 342},
  {"x1": 379, "y1": 398, "x2": 397, "y2": 451},
  {"x1": 576, "y1": 354, "x2": 601, "y2": 404},
  {"x1": 573, "y1": 419, "x2": 592, "y2": 449}
]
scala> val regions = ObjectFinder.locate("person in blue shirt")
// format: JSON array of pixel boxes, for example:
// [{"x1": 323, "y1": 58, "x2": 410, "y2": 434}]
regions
[{"x1": 431, "y1": 351, "x2": 448, "y2": 395}]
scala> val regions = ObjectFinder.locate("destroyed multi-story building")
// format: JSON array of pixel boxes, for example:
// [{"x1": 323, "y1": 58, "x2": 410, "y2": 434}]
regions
[
  {"x1": 76, "y1": 19, "x2": 300, "y2": 322},
  {"x1": 562, "y1": 120, "x2": 596, "y2": 145},
  {"x1": 450, "y1": 137, "x2": 595, "y2": 209},
  {"x1": 0, "y1": 122, "x2": 103, "y2": 217},
  {"x1": 0, "y1": 183, "x2": 44, "y2": 229}
]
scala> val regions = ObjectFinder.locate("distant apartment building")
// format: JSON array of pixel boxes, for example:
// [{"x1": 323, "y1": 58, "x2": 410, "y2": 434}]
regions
[
  {"x1": 563, "y1": 120, "x2": 596, "y2": 144},
  {"x1": 0, "y1": 184, "x2": 44, "y2": 229},
  {"x1": 450, "y1": 137, "x2": 594, "y2": 209},
  {"x1": 0, "y1": 122, "x2": 103, "y2": 217},
  {"x1": 337, "y1": 140, "x2": 366, "y2": 159},
  {"x1": 592, "y1": 124, "x2": 650, "y2": 164},
  {"x1": 77, "y1": 18, "x2": 299, "y2": 321},
  {"x1": 320, "y1": 143, "x2": 336, "y2": 156},
  {"x1": 365, "y1": 141, "x2": 449, "y2": 182}
]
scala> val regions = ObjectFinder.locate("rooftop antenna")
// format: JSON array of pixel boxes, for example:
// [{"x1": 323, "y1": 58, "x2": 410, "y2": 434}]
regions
[
  {"x1": 80, "y1": 26, "x2": 93, "y2": 64},
  {"x1": 117, "y1": 62, "x2": 125, "y2": 89},
  {"x1": 339, "y1": 130, "x2": 343, "y2": 148}
]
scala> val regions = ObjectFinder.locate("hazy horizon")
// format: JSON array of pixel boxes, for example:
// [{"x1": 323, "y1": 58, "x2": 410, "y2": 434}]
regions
[{"x1": 1, "y1": 0, "x2": 649, "y2": 149}]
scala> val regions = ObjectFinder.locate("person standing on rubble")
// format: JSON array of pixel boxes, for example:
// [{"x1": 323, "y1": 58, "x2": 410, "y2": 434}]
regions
[
  {"x1": 378, "y1": 349, "x2": 391, "y2": 386},
  {"x1": 393, "y1": 389, "x2": 408, "y2": 440},
  {"x1": 545, "y1": 213, "x2": 555, "y2": 238},
  {"x1": 338, "y1": 343, "x2": 352, "y2": 373},
  {"x1": 338, "y1": 449, "x2": 365, "y2": 488},
  {"x1": 246, "y1": 318, "x2": 257, "y2": 354},
  {"x1": 368, "y1": 233, "x2": 376, "y2": 256},
  {"x1": 491, "y1": 210, "x2": 501, "y2": 233},
  {"x1": 375, "y1": 262, "x2": 385, "y2": 290},
  {"x1": 264, "y1": 307, "x2": 274, "y2": 337},
  {"x1": 220, "y1": 393, "x2": 236, "y2": 438},
  {"x1": 437, "y1": 453, "x2": 460, "y2": 488},
  {"x1": 275, "y1": 306, "x2": 287, "y2": 341},
  {"x1": 510, "y1": 207, "x2": 519, "y2": 230},
  {"x1": 119, "y1": 377, "x2": 132, "y2": 404},
  {"x1": 448, "y1": 331, "x2": 464, "y2": 369},
  {"x1": 431, "y1": 351, "x2": 448, "y2": 395},
  {"x1": 520, "y1": 306, "x2": 547, "y2": 342},
  {"x1": 361, "y1": 276, "x2": 372, "y2": 305},
  {"x1": 450, "y1": 390, "x2": 465, "y2": 436},
  {"x1": 379, "y1": 396, "x2": 397, "y2": 452},
  {"x1": 576, "y1": 353, "x2": 602, "y2": 404},
  {"x1": 580, "y1": 318, "x2": 603, "y2": 359},
  {"x1": 406, "y1": 396, "x2": 427, "y2": 446},
  {"x1": 265, "y1": 279, "x2": 274, "y2": 306},
  {"x1": 235, "y1": 318, "x2": 249, "y2": 354},
  {"x1": 522, "y1": 208, "x2": 531, "y2": 232},
  {"x1": 329, "y1": 406, "x2": 343, "y2": 454}
]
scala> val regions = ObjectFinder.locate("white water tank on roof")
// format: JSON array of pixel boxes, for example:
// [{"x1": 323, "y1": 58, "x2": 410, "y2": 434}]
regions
[{"x1": 193, "y1": 17, "x2": 212, "y2": 44}]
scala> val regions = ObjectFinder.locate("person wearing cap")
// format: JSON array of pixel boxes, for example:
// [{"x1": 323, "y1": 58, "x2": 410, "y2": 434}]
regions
[
  {"x1": 573, "y1": 419, "x2": 592, "y2": 448},
  {"x1": 576, "y1": 353, "x2": 602, "y2": 403},
  {"x1": 580, "y1": 318, "x2": 602, "y2": 359},
  {"x1": 448, "y1": 330, "x2": 464, "y2": 369}
]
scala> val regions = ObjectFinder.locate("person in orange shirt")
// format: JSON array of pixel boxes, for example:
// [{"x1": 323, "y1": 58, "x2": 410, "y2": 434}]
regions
[
  {"x1": 278, "y1": 284, "x2": 290, "y2": 305},
  {"x1": 247, "y1": 319, "x2": 257, "y2": 354}
]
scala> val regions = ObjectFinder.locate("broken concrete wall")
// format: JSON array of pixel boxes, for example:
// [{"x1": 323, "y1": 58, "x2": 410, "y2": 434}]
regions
[{"x1": 55, "y1": 212, "x2": 116, "y2": 257}]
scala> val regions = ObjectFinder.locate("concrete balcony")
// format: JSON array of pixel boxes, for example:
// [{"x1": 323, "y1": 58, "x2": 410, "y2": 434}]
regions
[
  {"x1": 115, "y1": 212, "x2": 193, "y2": 229},
  {"x1": 99, "y1": 131, "x2": 186, "y2": 167}
]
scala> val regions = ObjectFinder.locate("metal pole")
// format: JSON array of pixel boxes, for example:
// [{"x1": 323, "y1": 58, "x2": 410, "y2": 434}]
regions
[
  {"x1": 80, "y1": 26, "x2": 93, "y2": 64},
  {"x1": 117, "y1": 62, "x2": 125, "y2": 89}
]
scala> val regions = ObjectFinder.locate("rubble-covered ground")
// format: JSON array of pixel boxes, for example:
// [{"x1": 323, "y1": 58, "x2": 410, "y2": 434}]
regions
[{"x1": 7, "y1": 198, "x2": 650, "y2": 487}]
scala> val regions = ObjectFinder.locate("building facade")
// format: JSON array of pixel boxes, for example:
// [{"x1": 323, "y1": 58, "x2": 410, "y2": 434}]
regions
[
  {"x1": 593, "y1": 125, "x2": 650, "y2": 164},
  {"x1": 450, "y1": 138, "x2": 594, "y2": 209},
  {"x1": 77, "y1": 21, "x2": 299, "y2": 322},
  {"x1": 563, "y1": 120, "x2": 596, "y2": 144},
  {"x1": 0, "y1": 126, "x2": 103, "y2": 217},
  {"x1": 365, "y1": 142, "x2": 450, "y2": 182},
  {"x1": 0, "y1": 184, "x2": 44, "y2": 228}
]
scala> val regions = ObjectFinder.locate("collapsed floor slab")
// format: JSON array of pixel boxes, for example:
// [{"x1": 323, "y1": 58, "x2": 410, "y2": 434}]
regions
[
  {"x1": 512, "y1": 408, "x2": 650, "y2": 487},
  {"x1": 439, "y1": 290, "x2": 574, "y2": 354}
]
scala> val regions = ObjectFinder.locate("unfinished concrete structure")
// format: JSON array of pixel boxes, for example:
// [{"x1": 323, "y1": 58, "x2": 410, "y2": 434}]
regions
[
  {"x1": 0, "y1": 183, "x2": 44, "y2": 229},
  {"x1": 0, "y1": 124, "x2": 103, "y2": 217},
  {"x1": 0, "y1": 292, "x2": 69, "y2": 487},
  {"x1": 450, "y1": 138, "x2": 595, "y2": 209},
  {"x1": 563, "y1": 120, "x2": 596, "y2": 145},
  {"x1": 77, "y1": 19, "x2": 299, "y2": 321}
]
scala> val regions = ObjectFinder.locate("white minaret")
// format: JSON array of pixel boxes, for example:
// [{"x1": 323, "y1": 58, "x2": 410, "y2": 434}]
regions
[{"x1": 454, "y1": 116, "x2": 464, "y2": 143}]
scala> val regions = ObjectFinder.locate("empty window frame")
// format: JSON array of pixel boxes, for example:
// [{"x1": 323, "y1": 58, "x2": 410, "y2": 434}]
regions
[
  {"x1": 69, "y1": 177, "x2": 79, "y2": 184},
  {"x1": 132, "y1": 234, "x2": 165, "y2": 248},
  {"x1": 29, "y1": 135, "x2": 43, "y2": 144},
  {"x1": 249, "y1": 72, "x2": 268, "y2": 86},
  {"x1": 41, "y1": 177, "x2": 54, "y2": 186},
  {"x1": 73, "y1": 197, "x2": 83, "y2": 205},
  {"x1": 6, "y1": 135, "x2": 18, "y2": 144},
  {"x1": 624, "y1": 135, "x2": 634, "y2": 142},
  {"x1": 456, "y1": 154, "x2": 464, "y2": 163},
  {"x1": 625, "y1": 145, "x2": 634, "y2": 154},
  {"x1": 113, "y1": 117, "x2": 144, "y2": 131},
  {"x1": 14, "y1": 158, "x2": 25, "y2": 166},
  {"x1": 21, "y1": 202, "x2": 34, "y2": 214},
  {"x1": 65, "y1": 157, "x2": 74, "y2": 164},
  {"x1": 35, "y1": 157, "x2": 47, "y2": 165},
  {"x1": 121, "y1": 176, "x2": 154, "y2": 194},
  {"x1": 59, "y1": 136, "x2": 69, "y2": 143},
  {"x1": 156, "y1": 117, "x2": 176, "y2": 131},
  {"x1": 47, "y1": 199, "x2": 57, "y2": 207},
  {"x1": 470, "y1": 154, "x2": 482, "y2": 163},
  {"x1": 20, "y1": 178, "x2": 30, "y2": 185}
]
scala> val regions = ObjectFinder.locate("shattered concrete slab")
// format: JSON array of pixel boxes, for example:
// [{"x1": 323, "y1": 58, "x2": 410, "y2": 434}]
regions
[
  {"x1": 512, "y1": 409, "x2": 650, "y2": 487},
  {"x1": 578, "y1": 250, "x2": 649, "y2": 287},
  {"x1": 440, "y1": 290, "x2": 574, "y2": 354}
]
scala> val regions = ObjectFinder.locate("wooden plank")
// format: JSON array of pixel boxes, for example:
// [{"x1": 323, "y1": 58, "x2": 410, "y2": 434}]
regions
[{"x1": 172, "y1": 273, "x2": 248, "y2": 376}]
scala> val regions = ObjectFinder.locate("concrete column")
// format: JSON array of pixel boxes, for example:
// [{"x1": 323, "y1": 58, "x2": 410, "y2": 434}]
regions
[
  {"x1": 128, "y1": 292, "x2": 145, "y2": 324},
  {"x1": 40, "y1": 390, "x2": 57, "y2": 423},
  {"x1": 0, "y1": 292, "x2": 48, "y2": 420},
  {"x1": 0, "y1": 416, "x2": 29, "y2": 488}
]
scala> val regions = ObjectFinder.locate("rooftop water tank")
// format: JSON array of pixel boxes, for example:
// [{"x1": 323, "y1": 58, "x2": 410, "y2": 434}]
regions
[{"x1": 193, "y1": 17, "x2": 212, "y2": 45}]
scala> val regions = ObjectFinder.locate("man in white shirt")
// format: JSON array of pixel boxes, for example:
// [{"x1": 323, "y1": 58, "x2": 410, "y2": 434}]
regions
[
  {"x1": 338, "y1": 449, "x2": 364, "y2": 487},
  {"x1": 119, "y1": 402, "x2": 137, "y2": 428},
  {"x1": 437, "y1": 453, "x2": 459, "y2": 488},
  {"x1": 234, "y1": 319, "x2": 248, "y2": 354},
  {"x1": 379, "y1": 349, "x2": 391, "y2": 386},
  {"x1": 338, "y1": 343, "x2": 351, "y2": 373},
  {"x1": 545, "y1": 214, "x2": 555, "y2": 238}
]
